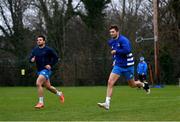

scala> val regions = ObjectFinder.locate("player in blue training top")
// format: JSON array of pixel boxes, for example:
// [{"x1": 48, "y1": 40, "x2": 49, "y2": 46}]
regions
[
  {"x1": 97, "y1": 25, "x2": 150, "y2": 110},
  {"x1": 137, "y1": 56, "x2": 148, "y2": 83},
  {"x1": 29, "y1": 35, "x2": 64, "y2": 109}
]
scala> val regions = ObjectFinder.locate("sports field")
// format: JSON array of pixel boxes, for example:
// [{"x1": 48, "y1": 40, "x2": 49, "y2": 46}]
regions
[{"x1": 0, "y1": 86, "x2": 180, "y2": 121}]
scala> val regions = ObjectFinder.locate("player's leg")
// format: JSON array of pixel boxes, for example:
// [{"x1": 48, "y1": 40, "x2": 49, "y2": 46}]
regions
[
  {"x1": 125, "y1": 67, "x2": 150, "y2": 94},
  {"x1": 128, "y1": 79, "x2": 150, "y2": 94},
  {"x1": 44, "y1": 80, "x2": 64, "y2": 103},
  {"x1": 123, "y1": 66, "x2": 142, "y2": 87},
  {"x1": 106, "y1": 73, "x2": 120, "y2": 97},
  {"x1": 141, "y1": 75, "x2": 150, "y2": 93},
  {"x1": 138, "y1": 74, "x2": 143, "y2": 82},
  {"x1": 44, "y1": 80, "x2": 57, "y2": 94},
  {"x1": 137, "y1": 74, "x2": 142, "y2": 89},
  {"x1": 128, "y1": 78, "x2": 144, "y2": 88},
  {"x1": 35, "y1": 74, "x2": 46, "y2": 108},
  {"x1": 142, "y1": 75, "x2": 147, "y2": 82},
  {"x1": 98, "y1": 66, "x2": 121, "y2": 110}
]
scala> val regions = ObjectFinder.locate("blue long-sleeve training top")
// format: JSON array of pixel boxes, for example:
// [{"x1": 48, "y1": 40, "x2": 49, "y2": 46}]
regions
[
  {"x1": 137, "y1": 61, "x2": 148, "y2": 75},
  {"x1": 29, "y1": 46, "x2": 59, "y2": 71},
  {"x1": 108, "y1": 35, "x2": 134, "y2": 67}
]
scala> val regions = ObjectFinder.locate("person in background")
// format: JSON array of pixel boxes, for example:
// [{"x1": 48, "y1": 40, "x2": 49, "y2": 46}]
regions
[{"x1": 137, "y1": 56, "x2": 148, "y2": 83}]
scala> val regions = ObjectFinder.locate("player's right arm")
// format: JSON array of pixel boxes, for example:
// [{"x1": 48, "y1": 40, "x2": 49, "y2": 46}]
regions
[
  {"x1": 107, "y1": 40, "x2": 116, "y2": 66},
  {"x1": 29, "y1": 49, "x2": 36, "y2": 63},
  {"x1": 31, "y1": 56, "x2": 35, "y2": 63}
]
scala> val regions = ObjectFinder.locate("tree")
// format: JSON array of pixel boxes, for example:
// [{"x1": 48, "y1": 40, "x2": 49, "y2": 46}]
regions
[
  {"x1": 79, "y1": 0, "x2": 111, "y2": 31},
  {"x1": 0, "y1": 0, "x2": 33, "y2": 59},
  {"x1": 33, "y1": 0, "x2": 78, "y2": 58},
  {"x1": 0, "y1": 0, "x2": 35, "y2": 85},
  {"x1": 75, "y1": 0, "x2": 111, "y2": 85}
]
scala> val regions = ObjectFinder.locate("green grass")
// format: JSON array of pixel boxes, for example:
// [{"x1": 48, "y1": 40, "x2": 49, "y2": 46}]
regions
[{"x1": 0, "y1": 86, "x2": 180, "y2": 121}]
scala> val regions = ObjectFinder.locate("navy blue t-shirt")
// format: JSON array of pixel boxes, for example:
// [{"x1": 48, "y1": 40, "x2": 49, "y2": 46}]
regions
[{"x1": 29, "y1": 46, "x2": 59, "y2": 71}]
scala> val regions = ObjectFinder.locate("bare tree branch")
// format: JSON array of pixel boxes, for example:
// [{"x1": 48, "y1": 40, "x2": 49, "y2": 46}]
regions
[
  {"x1": 73, "y1": 0, "x2": 81, "y2": 10},
  {"x1": 0, "y1": 25, "x2": 10, "y2": 37},
  {"x1": 0, "y1": 5, "x2": 13, "y2": 35}
]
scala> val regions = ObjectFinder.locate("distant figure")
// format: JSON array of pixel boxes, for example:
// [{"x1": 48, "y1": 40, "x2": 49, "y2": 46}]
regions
[
  {"x1": 97, "y1": 25, "x2": 150, "y2": 110},
  {"x1": 29, "y1": 35, "x2": 64, "y2": 109},
  {"x1": 137, "y1": 57, "x2": 148, "y2": 83}
]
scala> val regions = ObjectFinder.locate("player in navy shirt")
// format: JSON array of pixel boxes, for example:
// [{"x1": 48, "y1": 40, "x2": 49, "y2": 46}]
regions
[
  {"x1": 29, "y1": 35, "x2": 64, "y2": 109},
  {"x1": 98, "y1": 25, "x2": 150, "y2": 110}
]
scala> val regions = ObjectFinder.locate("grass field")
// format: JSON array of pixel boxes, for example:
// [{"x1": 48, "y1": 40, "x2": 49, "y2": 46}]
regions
[{"x1": 0, "y1": 86, "x2": 180, "y2": 121}]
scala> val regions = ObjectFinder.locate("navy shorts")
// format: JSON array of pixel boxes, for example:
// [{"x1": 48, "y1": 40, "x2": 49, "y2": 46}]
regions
[
  {"x1": 112, "y1": 65, "x2": 134, "y2": 80},
  {"x1": 37, "y1": 69, "x2": 52, "y2": 80}
]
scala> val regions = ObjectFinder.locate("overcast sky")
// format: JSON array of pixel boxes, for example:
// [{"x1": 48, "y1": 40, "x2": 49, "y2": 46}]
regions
[
  {"x1": 0, "y1": 0, "x2": 120, "y2": 34},
  {"x1": 0, "y1": 0, "x2": 143, "y2": 35}
]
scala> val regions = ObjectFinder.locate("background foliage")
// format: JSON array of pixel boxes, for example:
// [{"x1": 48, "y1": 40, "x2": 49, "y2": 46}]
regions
[{"x1": 0, "y1": 0, "x2": 179, "y2": 86}]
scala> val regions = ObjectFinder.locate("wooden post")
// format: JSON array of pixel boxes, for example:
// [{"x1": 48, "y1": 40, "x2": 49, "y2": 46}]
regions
[
  {"x1": 153, "y1": 0, "x2": 160, "y2": 84},
  {"x1": 148, "y1": 63, "x2": 154, "y2": 85}
]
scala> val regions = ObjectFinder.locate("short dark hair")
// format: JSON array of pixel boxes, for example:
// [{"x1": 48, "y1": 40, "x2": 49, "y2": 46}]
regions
[
  {"x1": 37, "y1": 35, "x2": 46, "y2": 41},
  {"x1": 109, "y1": 25, "x2": 119, "y2": 32}
]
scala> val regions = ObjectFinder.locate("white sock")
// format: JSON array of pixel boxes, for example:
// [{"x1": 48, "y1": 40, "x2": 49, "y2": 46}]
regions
[
  {"x1": 142, "y1": 83, "x2": 145, "y2": 87},
  {"x1": 39, "y1": 97, "x2": 44, "y2": 104},
  {"x1": 56, "y1": 91, "x2": 62, "y2": 96},
  {"x1": 105, "y1": 97, "x2": 111, "y2": 106}
]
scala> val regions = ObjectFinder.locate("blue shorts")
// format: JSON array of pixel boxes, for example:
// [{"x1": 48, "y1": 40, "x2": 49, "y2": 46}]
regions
[
  {"x1": 37, "y1": 69, "x2": 52, "y2": 80},
  {"x1": 111, "y1": 65, "x2": 134, "y2": 80}
]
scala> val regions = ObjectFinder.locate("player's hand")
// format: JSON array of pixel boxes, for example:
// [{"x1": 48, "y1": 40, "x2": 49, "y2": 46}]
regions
[
  {"x1": 142, "y1": 73, "x2": 144, "y2": 75},
  {"x1": 112, "y1": 61, "x2": 115, "y2": 66},
  {"x1": 45, "y1": 65, "x2": 51, "y2": 70},
  {"x1": 111, "y1": 50, "x2": 116, "y2": 55},
  {"x1": 31, "y1": 56, "x2": 35, "y2": 62}
]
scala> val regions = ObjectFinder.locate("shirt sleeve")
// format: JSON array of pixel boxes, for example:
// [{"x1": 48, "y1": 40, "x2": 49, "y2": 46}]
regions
[
  {"x1": 107, "y1": 40, "x2": 116, "y2": 61},
  {"x1": 29, "y1": 49, "x2": 35, "y2": 63},
  {"x1": 115, "y1": 39, "x2": 131, "y2": 55},
  {"x1": 49, "y1": 48, "x2": 59, "y2": 67},
  {"x1": 144, "y1": 62, "x2": 148, "y2": 72}
]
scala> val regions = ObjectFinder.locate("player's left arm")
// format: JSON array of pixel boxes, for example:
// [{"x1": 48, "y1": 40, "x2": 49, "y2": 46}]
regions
[
  {"x1": 49, "y1": 48, "x2": 59, "y2": 67},
  {"x1": 113, "y1": 39, "x2": 131, "y2": 55},
  {"x1": 144, "y1": 62, "x2": 148, "y2": 73},
  {"x1": 142, "y1": 62, "x2": 148, "y2": 75}
]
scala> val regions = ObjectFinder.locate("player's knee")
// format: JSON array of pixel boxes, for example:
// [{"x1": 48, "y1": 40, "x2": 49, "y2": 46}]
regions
[
  {"x1": 128, "y1": 82, "x2": 137, "y2": 88},
  {"x1": 45, "y1": 85, "x2": 51, "y2": 90},
  {"x1": 36, "y1": 81, "x2": 42, "y2": 87},
  {"x1": 108, "y1": 79, "x2": 114, "y2": 87}
]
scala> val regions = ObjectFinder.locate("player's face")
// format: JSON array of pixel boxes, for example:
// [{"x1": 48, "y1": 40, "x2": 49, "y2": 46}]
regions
[
  {"x1": 109, "y1": 29, "x2": 119, "y2": 39},
  {"x1": 37, "y1": 37, "x2": 45, "y2": 47}
]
